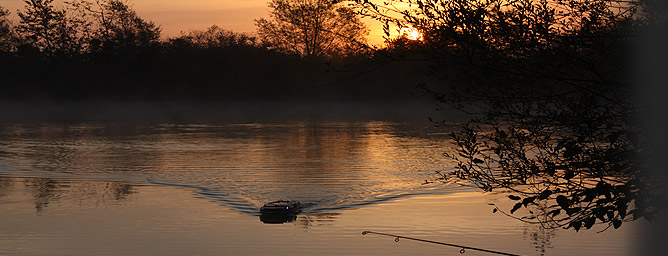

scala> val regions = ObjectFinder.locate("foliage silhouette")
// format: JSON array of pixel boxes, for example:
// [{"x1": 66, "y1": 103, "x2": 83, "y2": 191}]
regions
[
  {"x1": 17, "y1": 0, "x2": 81, "y2": 55},
  {"x1": 256, "y1": 0, "x2": 369, "y2": 58},
  {"x1": 0, "y1": 6, "x2": 17, "y2": 53},
  {"x1": 172, "y1": 25, "x2": 257, "y2": 50},
  {"x1": 355, "y1": 0, "x2": 663, "y2": 232},
  {"x1": 80, "y1": 0, "x2": 161, "y2": 55},
  {"x1": 0, "y1": 1, "x2": 421, "y2": 102}
]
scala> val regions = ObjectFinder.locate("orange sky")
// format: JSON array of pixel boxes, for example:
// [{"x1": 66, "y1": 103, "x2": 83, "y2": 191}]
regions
[{"x1": 2, "y1": 0, "x2": 389, "y2": 45}]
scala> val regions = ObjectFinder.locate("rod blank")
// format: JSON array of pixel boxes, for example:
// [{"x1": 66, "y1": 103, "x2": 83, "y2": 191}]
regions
[{"x1": 362, "y1": 230, "x2": 521, "y2": 256}]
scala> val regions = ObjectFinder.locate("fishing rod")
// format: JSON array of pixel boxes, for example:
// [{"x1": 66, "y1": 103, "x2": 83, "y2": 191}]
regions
[{"x1": 361, "y1": 230, "x2": 521, "y2": 256}]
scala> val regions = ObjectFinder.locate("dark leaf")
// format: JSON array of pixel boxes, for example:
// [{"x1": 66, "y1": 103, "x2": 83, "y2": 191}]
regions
[
  {"x1": 584, "y1": 217, "x2": 596, "y2": 229},
  {"x1": 596, "y1": 210, "x2": 607, "y2": 221},
  {"x1": 510, "y1": 202, "x2": 523, "y2": 214},
  {"x1": 522, "y1": 196, "x2": 536, "y2": 207},
  {"x1": 618, "y1": 204, "x2": 628, "y2": 219},
  {"x1": 595, "y1": 181, "x2": 608, "y2": 190},
  {"x1": 538, "y1": 190, "x2": 552, "y2": 200},
  {"x1": 566, "y1": 207, "x2": 581, "y2": 215},
  {"x1": 556, "y1": 195, "x2": 570, "y2": 209},
  {"x1": 572, "y1": 221, "x2": 582, "y2": 232},
  {"x1": 473, "y1": 158, "x2": 484, "y2": 164},
  {"x1": 607, "y1": 211, "x2": 615, "y2": 221},
  {"x1": 549, "y1": 209, "x2": 561, "y2": 217},
  {"x1": 508, "y1": 195, "x2": 521, "y2": 200},
  {"x1": 613, "y1": 219, "x2": 622, "y2": 229},
  {"x1": 582, "y1": 193, "x2": 596, "y2": 202},
  {"x1": 492, "y1": 208, "x2": 498, "y2": 213}
]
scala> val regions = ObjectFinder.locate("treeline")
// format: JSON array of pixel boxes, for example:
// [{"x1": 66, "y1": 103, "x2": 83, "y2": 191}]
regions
[{"x1": 0, "y1": 0, "x2": 419, "y2": 101}]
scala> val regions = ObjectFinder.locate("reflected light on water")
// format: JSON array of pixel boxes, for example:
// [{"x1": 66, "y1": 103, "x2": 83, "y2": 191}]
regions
[
  {"x1": 0, "y1": 178, "x2": 640, "y2": 256},
  {"x1": 0, "y1": 122, "x2": 455, "y2": 213},
  {"x1": 0, "y1": 121, "x2": 642, "y2": 255}
]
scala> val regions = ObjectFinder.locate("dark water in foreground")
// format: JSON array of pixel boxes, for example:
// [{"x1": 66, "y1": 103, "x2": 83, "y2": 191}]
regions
[{"x1": 0, "y1": 121, "x2": 640, "y2": 255}]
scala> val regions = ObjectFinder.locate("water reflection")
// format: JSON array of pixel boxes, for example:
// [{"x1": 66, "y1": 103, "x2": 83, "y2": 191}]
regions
[
  {"x1": 24, "y1": 178, "x2": 61, "y2": 213},
  {"x1": 259, "y1": 212, "x2": 342, "y2": 226},
  {"x1": 260, "y1": 213, "x2": 298, "y2": 224},
  {"x1": 0, "y1": 121, "x2": 640, "y2": 255},
  {"x1": 0, "y1": 177, "x2": 13, "y2": 198},
  {"x1": 0, "y1": 122, "x2": 455, "y2": 214},
  {"x1": 0, "y1": 176, "x2": 637, "y2": 256},
  {"x1": 523, "y1": 226, "x2": 556, "y2": 256},
  {"x1": 295, "y1": 212, "x2": 341, "y2": 229},
  {"x1": 0, "y1": 177, "x2": 135, "y2": 214}
]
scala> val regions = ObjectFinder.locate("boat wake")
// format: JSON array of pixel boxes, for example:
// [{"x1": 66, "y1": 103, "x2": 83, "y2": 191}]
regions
[{"x1": 145, "y1": 176, "x2": 469, "y2": 216}]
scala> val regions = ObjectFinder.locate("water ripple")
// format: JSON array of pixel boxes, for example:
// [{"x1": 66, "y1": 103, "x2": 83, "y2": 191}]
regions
[{"x1": 0, "y1": 121, "x2": 460, "y2": 215}]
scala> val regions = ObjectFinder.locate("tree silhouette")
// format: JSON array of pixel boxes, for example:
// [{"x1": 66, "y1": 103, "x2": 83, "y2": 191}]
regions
[
  {"x1": 355, "y1": 0, "x2": 663, "y2": 231},
  {"x1": 172, "y1": 25, "x2": 257, "y2": 49},
  {"x1": 78, "y1": 0, "x2": 161, "y2": 55},
  {"x1": 17, "y1": 0, "x2": 81, "y2": 55},
  {"x1": 0, "y1": 5, "x2": 17, "y2": 53},
  {"x1": 256, "y1": 0, "x2": 369, "y2": 58}
]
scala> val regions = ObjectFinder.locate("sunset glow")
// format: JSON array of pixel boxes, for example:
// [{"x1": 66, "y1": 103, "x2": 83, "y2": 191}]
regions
[
  {"x1": 0, "y1": 0, "x2": 389, "y2": 45},
  {"x1": 0, "y1": 0, "x2": 647, "y2": 255},
  {"x1": 399, "y1": 26, "x2": 424, "y2": 41}
]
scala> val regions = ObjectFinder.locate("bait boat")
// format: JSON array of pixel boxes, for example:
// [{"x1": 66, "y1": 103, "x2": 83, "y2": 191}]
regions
[{"x1": 260, "y1": 200, "x2": 301, "y2": 214}]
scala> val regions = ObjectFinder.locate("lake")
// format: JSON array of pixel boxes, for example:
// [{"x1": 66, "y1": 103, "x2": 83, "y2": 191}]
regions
[{"x1": 0, "y1": 112, "x2": 642, "y2": 255}]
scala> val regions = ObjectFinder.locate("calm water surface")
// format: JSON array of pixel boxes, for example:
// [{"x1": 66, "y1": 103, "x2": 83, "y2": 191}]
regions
[{"x1": 0, "y1": 121, "x2": 641, "y2": 255}]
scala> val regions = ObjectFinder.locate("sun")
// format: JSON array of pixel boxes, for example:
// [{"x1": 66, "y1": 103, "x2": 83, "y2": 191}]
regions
[{"x1": 399, "y1": 26, "x2": 424, "y2": 41}]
